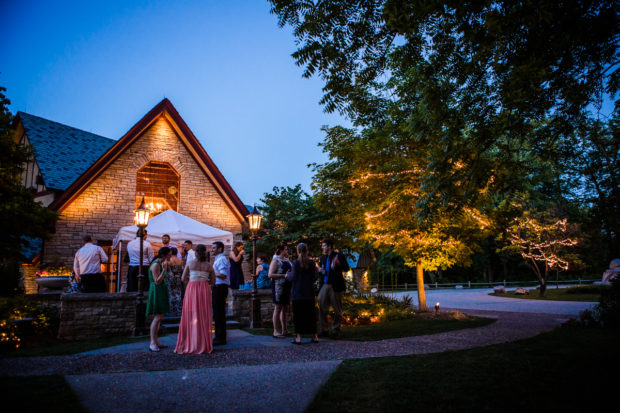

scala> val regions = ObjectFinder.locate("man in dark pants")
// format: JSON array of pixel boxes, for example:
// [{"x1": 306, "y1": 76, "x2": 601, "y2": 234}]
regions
[
  {"x1": 73, "y1": 235, "x2": 108, "y2": 292},
  {"x1": 318, "y1": 238, "x2": 350, "y2": 339},
  {"x1": 126, "y1": 230, "x2": 154, "y2": 292},
  {"x1": 211, "y1": 241, "x2": 230, "y2": 345}
]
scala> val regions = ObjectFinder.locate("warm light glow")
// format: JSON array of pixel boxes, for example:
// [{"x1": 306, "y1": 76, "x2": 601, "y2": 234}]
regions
[
  {"x1": 247, "y1": 205, "x2": 263, "y2": 232},
  {"x1": 134, "y1": 196, "x2": 151, "y2": 228}
]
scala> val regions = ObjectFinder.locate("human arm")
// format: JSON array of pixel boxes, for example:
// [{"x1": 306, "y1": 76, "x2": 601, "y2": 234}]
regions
[
  {"x1": 73, "y1": 254, "x2": 81, "y2": 281},
  {"x1": 268, "y1": 260, "x2": 284, "y2": 279},
  {"x1": 230, "y1": 249, "x2": 243, "y2": 262},
  {"x1": 285, "y1": 262, "x2": 297, "y2": 281},
  {"x1": 146, "y1": 244, "x2": 154, "y2": 263},
  {"x1": 209, "y1": 264, "x2": 216, "y2": 286},
  {"x1": 151, "y1": 261, "x2": 165, "y2": 285},
  {"x1": 99, "y1": 247, "x2": 109, "y2": 264},
  {"x1": 181, "y1": 262, "x2": 191, "y2": 283},
  {"x1": 213, "y1": 256, "x2": 228, "y2": 280}
]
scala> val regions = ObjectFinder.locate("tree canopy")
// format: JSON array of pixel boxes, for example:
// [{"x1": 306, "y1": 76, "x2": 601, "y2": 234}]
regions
[
  {"x1": 0, "y1": 87, "x2": 57, "y2": 261},
  {"x1": 271, "y1": 0, "x2": 619, "y2": 274}
]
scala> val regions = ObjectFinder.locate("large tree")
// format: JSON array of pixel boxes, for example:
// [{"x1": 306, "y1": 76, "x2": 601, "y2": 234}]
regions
[
  {"x1": 271, "y1": 1, "x2": 618, "y2": 288},
  {"x1": 270, "y1": 0, "x2": 618, "y2": 212},
  {"x1": 255, "y1": 185, "x2": 329, "y2": 257},
  {"x1": 0, "y1": 87, "x2": 57, "y2": 294}
]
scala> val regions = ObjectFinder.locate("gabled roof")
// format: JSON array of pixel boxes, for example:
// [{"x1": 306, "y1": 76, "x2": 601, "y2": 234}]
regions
[
  {"x1": 17, "y1": 112, "x2": 116, "y2": 190},
  {"x1": 49, "y1": 98, "x2": 250, "y2": 223}
]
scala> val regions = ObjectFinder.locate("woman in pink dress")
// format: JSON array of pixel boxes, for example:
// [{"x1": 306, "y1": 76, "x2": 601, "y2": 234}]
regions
[{"x1": 175, "y1": 244, "x2": 215, "y2": 354}]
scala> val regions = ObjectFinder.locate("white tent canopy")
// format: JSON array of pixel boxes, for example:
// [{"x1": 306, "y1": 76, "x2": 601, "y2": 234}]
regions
[{"x1": 113, "y1": 209, "x2": 234, "y2": 250}]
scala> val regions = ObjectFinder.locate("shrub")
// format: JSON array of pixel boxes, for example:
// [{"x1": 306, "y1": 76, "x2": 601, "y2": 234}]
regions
[
  {"x1": 595, "y1": 277, "x2": 620, "y2": 329},
  {"x1": 341, "y1": 293, "x2": 415, "y2": 326},
  {"x1": 0, "y1": 296, "x2": 59, "y2": 351}
]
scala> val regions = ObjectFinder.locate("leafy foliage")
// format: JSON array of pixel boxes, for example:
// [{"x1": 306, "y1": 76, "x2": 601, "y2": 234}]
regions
[
  {"x1": 0, "y1": 87, "x2": 57, "y2": 264},
  {"x1": 270, "y1": 0, "x2": 619, "y2": 279},
  {"x1": 255, "y1": 185, "x2": 329, "y2": 257}
]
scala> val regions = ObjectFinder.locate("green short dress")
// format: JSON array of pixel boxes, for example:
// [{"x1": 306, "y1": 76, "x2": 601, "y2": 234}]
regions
[{"x1": 146, "y1": 261, "x2": 170, "y2": 315}]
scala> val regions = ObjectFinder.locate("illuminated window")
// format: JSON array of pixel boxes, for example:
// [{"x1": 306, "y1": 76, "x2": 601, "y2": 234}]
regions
[{"x1": 136, "y1": 161, "x2": 179, "y2": 215}]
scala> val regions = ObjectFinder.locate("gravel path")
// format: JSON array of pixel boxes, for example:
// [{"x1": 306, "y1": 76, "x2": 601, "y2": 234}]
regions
[
  {"x1": 0, "y1": 308, "x2": 575, "y2": 412},
  {"x1": 0, "y1": 309, "x2": 569, "y2": 377}
]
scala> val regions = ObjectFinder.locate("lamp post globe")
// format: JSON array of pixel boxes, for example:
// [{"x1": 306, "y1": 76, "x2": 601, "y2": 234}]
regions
[
  {"x1": 247, "y1": 205, "x2": 263, "y2": 328},
  {"x1": 133, "y1": 196, "x2": 151, "y2": 336}
]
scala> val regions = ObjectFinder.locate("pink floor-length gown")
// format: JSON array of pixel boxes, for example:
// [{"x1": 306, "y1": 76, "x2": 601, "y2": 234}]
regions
[{"x1": 175, "y1": 269, "x2": 213, "y2": 354}]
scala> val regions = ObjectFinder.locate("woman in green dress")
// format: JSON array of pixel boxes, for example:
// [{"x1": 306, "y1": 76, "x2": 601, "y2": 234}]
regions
[{"x1": 146, "y1": 246, "x2": 172, "y2": 352}]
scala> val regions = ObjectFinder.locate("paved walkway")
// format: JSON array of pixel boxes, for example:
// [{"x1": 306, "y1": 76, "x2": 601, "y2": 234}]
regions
[{"x1": 0, "y1": 289, "x2": 597, "y2": 412}]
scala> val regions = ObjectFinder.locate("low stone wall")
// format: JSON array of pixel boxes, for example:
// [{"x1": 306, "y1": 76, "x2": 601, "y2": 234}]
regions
[
  {"x1": 232, "y1": 289, "x2": 293, "y2": 326},
  {"x1": 58, "y1": 292, "x2": 139, "y2": 340}
]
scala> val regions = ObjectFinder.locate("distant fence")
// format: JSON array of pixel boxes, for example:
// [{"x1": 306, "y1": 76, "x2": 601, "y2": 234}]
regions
[{"x1": 359, "y1": 279, "x2": 599, "y2": 293}]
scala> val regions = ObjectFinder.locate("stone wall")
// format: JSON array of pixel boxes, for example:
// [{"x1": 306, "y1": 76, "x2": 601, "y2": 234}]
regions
[
  {"x1": 58, "y1": 292, "x2": 139, "y2": 340},
  {"x1": 44, "y1": 116, "x2": 243, "y2": 266},
  {"x1": 232, "y1": 289, "x2": 293, "y2": 326}
]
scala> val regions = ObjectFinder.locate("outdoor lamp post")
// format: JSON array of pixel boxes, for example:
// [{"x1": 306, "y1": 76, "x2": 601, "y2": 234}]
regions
[
  {"x1": 247, "y1": 205, "x2": 263, "y2": 328},
  {"x1": 133, "y1": 196, "x2": 151, "y2": 336}
]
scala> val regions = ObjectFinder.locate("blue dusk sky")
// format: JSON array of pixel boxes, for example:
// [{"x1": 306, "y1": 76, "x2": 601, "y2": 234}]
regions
[{"x1": 0, "y1": 0, "x2": 349, "y2": 206}]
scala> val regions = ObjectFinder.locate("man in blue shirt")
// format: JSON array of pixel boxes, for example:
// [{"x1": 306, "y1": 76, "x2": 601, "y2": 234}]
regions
[
  {"x1": 211, "y1": 241, "x2": 230, "y2": 345},
  {"x1": 318, "y1": 238, "x2": 349, "y2": 339}
]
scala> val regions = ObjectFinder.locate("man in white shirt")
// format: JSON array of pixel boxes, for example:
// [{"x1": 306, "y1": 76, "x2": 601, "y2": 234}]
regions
[
  {"x1": 73, "y1": 235, "x2": 108, "y2": 293},
  {"x1": 182, "y1": 240, "x2": 196, "y2": 265},
  {"x1": 126, "y1": 229, "x2": 154, "y2": 292},
  {"x1": 211, "y1": 241, "x2": 230, "y2": 345}
]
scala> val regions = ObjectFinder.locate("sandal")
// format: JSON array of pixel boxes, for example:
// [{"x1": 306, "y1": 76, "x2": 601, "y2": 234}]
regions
[
  {"x1": 149, "y1": 345, "x2": 160, "y2": 352},
  {"x1": 291, "y1": 340, "x2": 302, "y2": 345}
]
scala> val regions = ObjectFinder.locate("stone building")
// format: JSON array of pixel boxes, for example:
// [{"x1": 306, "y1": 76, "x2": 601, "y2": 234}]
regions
[{"x1": 16, "y1": 99, "x2": 249, "y2": 293}]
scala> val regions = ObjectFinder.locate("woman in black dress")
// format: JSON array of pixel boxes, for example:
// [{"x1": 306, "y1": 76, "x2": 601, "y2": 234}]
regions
[
  {"x1": 229, "y1": 241, "x2": 244, "y2": 289},
  {"x1": 287, "y1": 242, "x2": 319, "y2": 344}
]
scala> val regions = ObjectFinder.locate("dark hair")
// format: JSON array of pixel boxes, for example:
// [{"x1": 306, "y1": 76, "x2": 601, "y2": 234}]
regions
[
  {"x1": 297, "y1": 243, "x2": 311, "y2": 269},
  {"x1": 170, "y1": 247, "x2": 178, "y2": 255},
  {"x1": 196, "y1": 244, "x2": 208, "y2": 262},
  {"x1": 233, "y1": 241, "x2": 244, "y2": 262},
  {"x1": 213, "y1": 241, "x2": 224, "y2": 252},
  {"x1": 275, "y1": 242, "x2": 287, "y2": 255},
  {"x1": 322, "y1": 238, "x2": 334, "y2": 248},
  {"x1": 136, "y1": 229, "x2": 147, "y2": 237},
  {"x1": 156, "y1": 246, "x2": 171, "y2": 259},
  {"x1": 162, "y1": 234, "x2": 170, "y2": 239},
  {"x1": 82, "y1": 235, "x2": 93, "y2": 243},
  {"x1": 257, "y1": 253, "x2": 267, "y2": 262}
]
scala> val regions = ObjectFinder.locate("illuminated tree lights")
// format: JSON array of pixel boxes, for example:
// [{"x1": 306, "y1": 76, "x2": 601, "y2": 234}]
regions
[{"x1": 507, "y1": 216, "x2": 578, "y2": 294}]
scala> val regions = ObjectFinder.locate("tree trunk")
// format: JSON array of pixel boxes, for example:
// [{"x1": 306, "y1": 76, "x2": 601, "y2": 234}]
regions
[{"x1": 416, "y1": 261, "x2": 426, "y2": 310}]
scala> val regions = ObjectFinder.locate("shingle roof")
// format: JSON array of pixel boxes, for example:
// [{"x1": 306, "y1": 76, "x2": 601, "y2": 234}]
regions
[{"x1": 18, "y1": 112, "x2": 116, "y2": 191}]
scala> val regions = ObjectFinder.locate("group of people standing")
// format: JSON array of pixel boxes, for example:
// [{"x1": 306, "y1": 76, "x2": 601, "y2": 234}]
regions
[
  {"x1": 73, "y1": 232, "x2": 350, "y2": 353},
  {"x1": 268, "y1": 238, "x2": 350, "y2": 344},
  {"x1": 143, "y1": 239, "x2": 231, "y2": 353}
]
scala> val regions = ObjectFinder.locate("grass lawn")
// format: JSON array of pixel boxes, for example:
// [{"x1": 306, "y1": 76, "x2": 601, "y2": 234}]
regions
[
  {"x1": 244, "y1": 312, "x2": 495, "y2": 341},
  {"x1": 490, "y1": 285, "x2": 603, "y2": 302},
  {"x1": 0, "y1": 334, "x2": 155, "y2": 358},
  {"x1": 306, "y1": 326, "x2": 620, "y2": 412}
]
